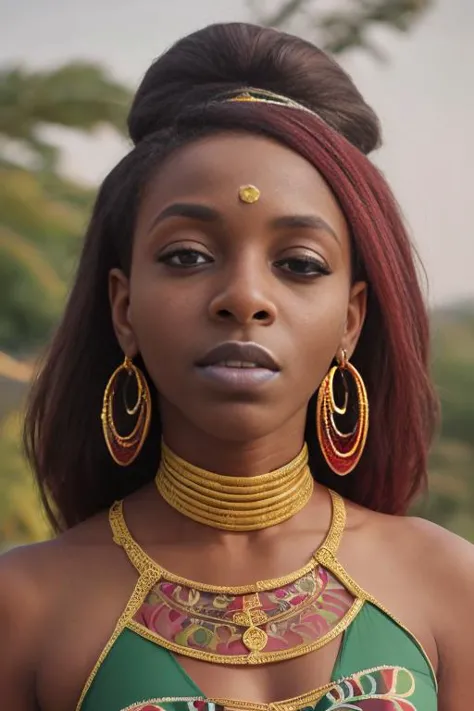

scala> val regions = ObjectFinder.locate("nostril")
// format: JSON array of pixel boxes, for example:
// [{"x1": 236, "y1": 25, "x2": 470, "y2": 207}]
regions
[
  {"x1": 217, "y1": 309, "x2": 233, "y2": 319},
  {"x1": 215, "y1": 308, "x2": 271, "y2": 322}
]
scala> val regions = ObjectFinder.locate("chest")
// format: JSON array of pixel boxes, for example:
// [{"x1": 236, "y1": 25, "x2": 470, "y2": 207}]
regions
[
  {"x1": 33, "y1": 501, "x2": 437, "y2": 711},
  {"x1": 173, "y1": 642, "x2": 342, "y2": 702},
  {"x1": 127, "y1": 564, "x2": 351, "y2": 703},
  {"x1": 34, "y1": 560, "x2": 337, "y2": 710}
]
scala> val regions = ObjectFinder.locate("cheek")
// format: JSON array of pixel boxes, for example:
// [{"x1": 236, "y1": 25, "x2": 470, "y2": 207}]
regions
[
  {"x1": 127, "y1": 277, "x2": 201, "y2": 379},
  {"x1": 287, "y1": 284, "x2": 348, "y2": 382}
]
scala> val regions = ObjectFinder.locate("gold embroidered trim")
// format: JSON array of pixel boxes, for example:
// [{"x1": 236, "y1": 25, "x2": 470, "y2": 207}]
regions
[
  {"x1": 109, "y1": 489, "x2": 345, "y2": 593},
  {"x1": 75, "y1": 567, "x2": 161, "y2": 711},
  {"x1": 315, "y1": 547, "x2": 439, "y2": 691},
  {"x1": 110, "y1": 501, "x2": 162, "y2": 576},
  {"x1": 117, "y1": 665, "x2": 411, "y2": 711},
  {"x1": 120, "y1": 696, "x2": 209, "y2": 711},
  {"x1": 120, "y1": 698, "x2": 206, "y2": 711},
  {"x1": 320, "y1": 489, "x2": 346, "y2": 555},
  {"x1": 127, "y1": 595, "x2": 363, "y2": 666}
]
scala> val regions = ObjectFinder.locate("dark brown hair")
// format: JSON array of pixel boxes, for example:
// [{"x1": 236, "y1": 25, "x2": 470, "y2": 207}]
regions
[{"x1": 24, "y1": 23, "x2": 437, "y2": 532}]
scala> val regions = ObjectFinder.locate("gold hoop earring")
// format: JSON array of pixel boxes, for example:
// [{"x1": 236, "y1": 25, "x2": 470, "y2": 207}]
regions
[
  {"x1": 316, "y1": 350, "x2": 369, "y2": 476},
  {"x1": 101, "y1": 356, "x2": 151, "y2": 466}
]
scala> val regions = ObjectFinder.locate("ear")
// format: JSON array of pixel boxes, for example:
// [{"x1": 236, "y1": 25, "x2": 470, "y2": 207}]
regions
[
  {"x1": 109, "y1": 268, "x2": 138, "y2": 357},
  {"x1": 341, "y1": 281, "x2": 367, "y2": 359}
]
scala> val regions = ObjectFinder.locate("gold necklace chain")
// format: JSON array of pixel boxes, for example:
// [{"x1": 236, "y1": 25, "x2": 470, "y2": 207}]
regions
[{"x1": 155, "y1": 443, "x2": 314, "y2": 531}]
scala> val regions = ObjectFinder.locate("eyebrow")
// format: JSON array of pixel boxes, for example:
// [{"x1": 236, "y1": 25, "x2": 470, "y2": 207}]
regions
[
  {"x1": 149, "y1": 202, "x2": 340, "y2": 244},
  {"x1": 270, "y1": 215, "x2": 340, "y2": 244},
  {"x1": 149, "y1": 203, "x2": 220, "y2": 230}
]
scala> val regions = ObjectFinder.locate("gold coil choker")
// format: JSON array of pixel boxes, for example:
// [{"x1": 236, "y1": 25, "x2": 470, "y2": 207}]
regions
[{"x1": 155, "y1": 443, "x2": 314, "y2": 531}]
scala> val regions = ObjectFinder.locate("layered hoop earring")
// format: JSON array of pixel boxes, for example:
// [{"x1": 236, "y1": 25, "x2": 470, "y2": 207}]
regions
[
  {"x1": 316, "y1": 349, "x2": 369, "y2": 476},
  {"x1": 101, "y1": 356, "x2": 151, "y2": 466}
]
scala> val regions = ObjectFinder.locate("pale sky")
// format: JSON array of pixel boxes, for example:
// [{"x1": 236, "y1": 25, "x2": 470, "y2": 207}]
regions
[{"x1": 1, "y1": 0, "x2": 473, "y2": 305}]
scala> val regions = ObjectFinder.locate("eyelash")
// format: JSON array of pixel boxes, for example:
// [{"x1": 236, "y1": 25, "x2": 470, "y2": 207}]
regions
[
  {"x1": 158, "y1": 248, "x2": 331, "y2": 278},
  {"x1": 275, "y1": 255, "x2": 331, "y2": 277},
  {"x1": 158, "y1": 249, "x2": 211, "y2": 268}
]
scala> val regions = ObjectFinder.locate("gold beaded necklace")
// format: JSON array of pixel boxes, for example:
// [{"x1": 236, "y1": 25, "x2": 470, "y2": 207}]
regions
[{"x1": 155, "y1": 442, "x2": 314, "y2": 531}]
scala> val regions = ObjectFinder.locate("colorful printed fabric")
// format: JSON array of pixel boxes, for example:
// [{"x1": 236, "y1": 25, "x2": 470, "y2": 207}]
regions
[
  {"x1": 120, "y1": 667, "x2": 417, "y2": 711},
  {"x1": 133, "y1": 566, "x2": 354, "y2": 657},
  {"x1": 121, "y1": 703, "x2": 221, "y2": 711},
  {"x1": 316, "y1": 667, "x2": 416, "y2": 710}
]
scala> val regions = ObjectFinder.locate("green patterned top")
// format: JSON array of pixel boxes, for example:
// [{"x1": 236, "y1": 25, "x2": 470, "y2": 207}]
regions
[{"x1": 77, "y1": 492, "x2": 437, "y2": 711}]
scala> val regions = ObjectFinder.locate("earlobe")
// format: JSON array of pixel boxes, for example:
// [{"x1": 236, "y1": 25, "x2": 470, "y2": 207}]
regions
[{"x1": 108, "y1": 268, "x2": 138, "y2": 357}]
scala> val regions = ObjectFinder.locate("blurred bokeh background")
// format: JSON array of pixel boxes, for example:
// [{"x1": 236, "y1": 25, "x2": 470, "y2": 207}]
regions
[{"x1": 0, "y1": 0, "x2": 473, "y2": 549}]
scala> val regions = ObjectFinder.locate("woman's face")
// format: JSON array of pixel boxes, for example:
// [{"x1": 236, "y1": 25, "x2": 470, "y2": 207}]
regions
[{"x1": 110, "y1": 133, "x2": 366, "y2": 444}]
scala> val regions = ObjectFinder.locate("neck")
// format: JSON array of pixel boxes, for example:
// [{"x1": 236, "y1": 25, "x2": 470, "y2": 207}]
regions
[{"x1": 160, "y1": 405, "x2": 307, "y2": 478}]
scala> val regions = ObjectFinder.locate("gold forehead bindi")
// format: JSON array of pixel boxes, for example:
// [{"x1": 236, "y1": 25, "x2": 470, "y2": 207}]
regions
[{"x1": 238, "y1": 185, "x2": 261, "y2": 204}]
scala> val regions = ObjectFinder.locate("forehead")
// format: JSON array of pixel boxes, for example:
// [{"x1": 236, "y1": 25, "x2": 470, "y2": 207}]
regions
[{"x1": 139, "y1": 132, "x2": 347, "y2": 232}]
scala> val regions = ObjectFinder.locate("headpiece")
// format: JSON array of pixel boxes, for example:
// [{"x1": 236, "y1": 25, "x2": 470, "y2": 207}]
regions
[{"x1": 222, "y1": 87, "x2": 323, "y2": 121}]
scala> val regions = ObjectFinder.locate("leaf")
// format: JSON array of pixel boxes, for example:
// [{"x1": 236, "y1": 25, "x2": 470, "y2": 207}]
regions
[
  {"x1": 0, "y1": 62, "x2": 131, "y2": 170},
  {"x1": 248, "y1": 0, "x2": 434, "y2": 57}
]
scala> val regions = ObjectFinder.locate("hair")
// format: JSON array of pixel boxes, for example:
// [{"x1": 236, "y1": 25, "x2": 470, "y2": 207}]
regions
[{"x1": 24, "y1": 23, "x2": 438, "y2": 532}]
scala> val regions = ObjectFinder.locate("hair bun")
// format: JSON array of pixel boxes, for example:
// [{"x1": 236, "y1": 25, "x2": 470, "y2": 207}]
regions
[{"x1": 128, "y1": 22, "x2": 381, "y2": 154}]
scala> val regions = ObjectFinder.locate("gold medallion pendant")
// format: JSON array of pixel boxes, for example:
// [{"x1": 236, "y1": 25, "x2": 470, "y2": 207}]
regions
[{"x1": 233, "y1": 594, "x2": 269, "y2": 658}]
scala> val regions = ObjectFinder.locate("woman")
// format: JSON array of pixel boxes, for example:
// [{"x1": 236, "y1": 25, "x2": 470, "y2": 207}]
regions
[{"x1": 1, "y1": 21, "x2": 473, "y2": 711}]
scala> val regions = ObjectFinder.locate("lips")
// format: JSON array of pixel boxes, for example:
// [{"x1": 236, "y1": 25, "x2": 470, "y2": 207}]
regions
[{"x1": 196, "y1": 341, "x2": 280, "y2": 371}]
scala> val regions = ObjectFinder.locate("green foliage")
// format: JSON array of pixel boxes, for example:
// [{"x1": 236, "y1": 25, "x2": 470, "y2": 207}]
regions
[
  {"x1": 413, "y1": 307, "x2": 474, "y2": 539},
  {"x1": 431, "y1": 307, "x2": 474, "y2": 447},
  {"x1": 250, "y1": 0, "x2": 433, "y2": 57},
  {"x1": 0, "y1": 63, "x2": 130, "y2": 171},
  {"x1": 0, "y1": 411, "x2": 51, "y2": 548},
  {"x1": 0, "y1": 63, "x2": 130, "y2": 355},
  {"x1": 0, "y1": 166, "x2": 93, "y2": 353}
]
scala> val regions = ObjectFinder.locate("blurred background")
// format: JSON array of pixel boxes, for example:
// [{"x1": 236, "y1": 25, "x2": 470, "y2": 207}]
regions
[{"x1": 0, "y1": 0, "x2": 473, "y2": 548}]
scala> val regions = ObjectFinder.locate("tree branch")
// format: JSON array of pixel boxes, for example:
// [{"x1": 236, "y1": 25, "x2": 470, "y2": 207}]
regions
[
  {"x1": 254, "y1": 0, "x2": 313, "y2": 28},
  {"x1": 249, "y1": 0, "x2": 433, "y2": 56}
]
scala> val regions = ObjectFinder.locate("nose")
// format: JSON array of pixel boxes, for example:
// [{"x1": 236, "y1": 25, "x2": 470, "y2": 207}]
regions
[{"x1": 208, "y1": 258, "x2": 277, "y2": 327}]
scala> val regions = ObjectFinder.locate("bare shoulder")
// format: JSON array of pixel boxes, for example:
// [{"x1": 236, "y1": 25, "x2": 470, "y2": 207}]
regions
[
  {"x1": 354, "y1": 504, "x2": 474, "y2": 647},
  {"x1": 383, "y1": 512, "x2": 474, "y2": 589},
  {"x1": 0, "y1": 540, "x2": 61, "y2": 708},
  {"x1": 0, "y1": 510, "x2": 114, "y2": 637},
  {"x1": 401, "y1": 514, "x2": 474, "y2": 620},
  {"x1": 0, "y1": 509, "x2": 111, "y2": 622},
  {"x1": 396, "y1": 516, "x2": 474, "y2": 705},
  {"x1": 0, "y1": 538, "x2": 58, "y2": 624},
  {"x1": 0, "y1": 511, "x2": 121, "y2": 708},
  {"x1": 347, "y1": 497, "x2": 474, "y2": 576}
]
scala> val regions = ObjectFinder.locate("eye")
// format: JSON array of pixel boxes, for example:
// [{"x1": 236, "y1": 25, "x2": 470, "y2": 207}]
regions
[
  {"x1": 275, "y1": 255, "x2": 331, "y2": 277},
  {"x1": 158, "y1": 248, "x2": 213, "y2": 268}
]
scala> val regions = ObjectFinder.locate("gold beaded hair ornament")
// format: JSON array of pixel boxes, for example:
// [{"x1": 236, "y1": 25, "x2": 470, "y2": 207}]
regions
[{"x1": 223, "y1": 87, "x2": 322, "y2": 118}]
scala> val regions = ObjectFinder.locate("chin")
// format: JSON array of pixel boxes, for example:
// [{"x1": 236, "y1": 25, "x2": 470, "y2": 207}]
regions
[{"x1": 191, "y1": 405, "x2": 284, "y2": 443}]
